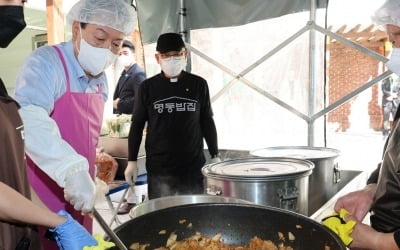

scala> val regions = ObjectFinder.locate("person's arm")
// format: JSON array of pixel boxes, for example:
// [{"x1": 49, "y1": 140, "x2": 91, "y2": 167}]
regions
[
  {"x1": 20, "y1": 106, "x2": 95, "y2": 214},
  {"x1": 347, "y1": 214, "x2": 398, "y2": 250},
  {"x1": 200, "y1": 81, "x2": 218, "y2": 158},
  {"x1": 125, "y1": 83, "x2": 147, "y2": 185},
  {"x1": 126, "y1": 113, "x2": 145, "y2": 186},
  {"x1": 334, "y1": 184, "x2": 377, "y2": 222},
  {"x1": 0, "y1": 182, "x2": 64, "y2": 226},
  {"x1": 19, "y1": 105, "x2": 89, "y2": 187},
  {"x1": 117, "y1": 68, "x2": 146, "y2": 114},
  {"x1": 128, "y1": 83, "x2": 147, "y2": 161},
  {"x1": 201, "y1": 116, "x2": 218, "y2": 157},
  {"x1": 0, "y1": 182, "x2": 98, "y2": 248},
  {"x1": 116, "y1": 94, "x2": 134, "y2": 114}
]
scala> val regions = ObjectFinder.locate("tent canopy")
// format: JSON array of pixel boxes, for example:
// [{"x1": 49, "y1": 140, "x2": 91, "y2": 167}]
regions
[{"x1": 136, "y1": 0, "x2": 328, "y2": 44}]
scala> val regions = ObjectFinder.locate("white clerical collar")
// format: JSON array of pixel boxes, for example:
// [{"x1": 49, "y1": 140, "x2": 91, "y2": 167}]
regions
[{"x1": 170, "y1": 77, "x2": 178, "y2": 82}]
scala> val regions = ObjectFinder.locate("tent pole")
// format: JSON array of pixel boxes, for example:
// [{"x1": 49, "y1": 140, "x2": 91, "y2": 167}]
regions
[
  {"x1": 312, "y1": 71, "x2": 393, "y2": 121},
  {"x1": 179, "y1": 0, "x2": 191, "y2": 72},
  {"x1": 308, "y1": 0, "x2": 317, "y2": 146}
]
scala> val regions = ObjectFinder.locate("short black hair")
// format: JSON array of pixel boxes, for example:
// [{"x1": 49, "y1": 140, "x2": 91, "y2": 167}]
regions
[{"x1": 122, "y1": 40, "x2": 135, "y2": 52}]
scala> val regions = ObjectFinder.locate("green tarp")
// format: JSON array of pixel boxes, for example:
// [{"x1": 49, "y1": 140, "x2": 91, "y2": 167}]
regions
[{"x1": 136, "y1": 0, "x2": 328, "y2": 44}]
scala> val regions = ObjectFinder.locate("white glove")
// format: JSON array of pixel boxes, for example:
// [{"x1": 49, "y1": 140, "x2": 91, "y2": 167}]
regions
[
  {"x1": 210, "y1": 157, "x2": 221, "y2": 164},
  {"x1": 64, "y1": 170, "x2": 96, "y2": 213},
  {"x1": 124, "y1": 161, "x2": 138, "y2": 185}
]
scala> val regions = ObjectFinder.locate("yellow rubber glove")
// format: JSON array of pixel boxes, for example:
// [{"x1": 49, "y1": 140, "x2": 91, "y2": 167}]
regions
[
  {"x1": 83, "y1": 234, "x2": 116, "y2": 250},
  {"x1": 321, "y1": 208, "x2": 356, "y2": 246}
]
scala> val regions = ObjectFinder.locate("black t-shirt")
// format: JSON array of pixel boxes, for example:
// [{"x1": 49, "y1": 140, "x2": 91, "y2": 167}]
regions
[
  {"x1": 368, "y1": 107, "x2": 400, "y2": 184},
  {"x1": 128, "y1": 71, "x2": 218, "y2": 169}
]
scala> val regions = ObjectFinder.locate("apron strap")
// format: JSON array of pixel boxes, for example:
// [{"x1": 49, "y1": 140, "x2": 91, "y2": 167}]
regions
[
  {"x1": 98, "y1": 83, "x2": 102, "y2": 94},
  {"x1": 53, "y1": 46, "x2": 71, "y2": 92}
]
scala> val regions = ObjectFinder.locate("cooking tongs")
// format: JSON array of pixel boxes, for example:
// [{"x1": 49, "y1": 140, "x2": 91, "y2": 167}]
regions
[{"x1": 92, "y1": 208, "x2": 128, "y2": 250}]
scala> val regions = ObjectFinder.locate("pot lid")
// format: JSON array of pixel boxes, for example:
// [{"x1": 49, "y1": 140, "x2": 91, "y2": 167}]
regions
[
  {"x1": 205, "y1": 158, "x2": 313, "y2": 178},
  {"x1": 250, "y1": 146, "x2": 339, "y2": 160}
]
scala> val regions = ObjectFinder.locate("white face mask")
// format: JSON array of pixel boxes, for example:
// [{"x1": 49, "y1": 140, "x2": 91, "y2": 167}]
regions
[
  {"x1": 117, "y1": 54, "x2": 134, "y2": 68},
  {"x1": 77, "y1": 32, "x2": 117, "y2": 76},
  {"x1": 160, "y1": 56, "x2": 186, "y2": 77},
  {"x1": 387, "y1": 48, "x2": 400, "y2": 76}
]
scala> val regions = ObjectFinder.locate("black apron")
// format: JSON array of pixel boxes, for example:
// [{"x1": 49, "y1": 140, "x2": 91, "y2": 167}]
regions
[
  {"x1": 0, "y1": 79, "x2": 40, "y2": 250},
  {"x1": 370, "y1": 118, "x2": 400, "y2": 232}
]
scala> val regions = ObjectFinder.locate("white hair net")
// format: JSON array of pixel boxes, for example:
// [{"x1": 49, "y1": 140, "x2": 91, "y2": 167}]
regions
[
  {"x1": 66, "y1": 0, "x2": 136, "y2": 35},
  {"x1": 371, "y1": 0, "x2": 400, "y2": 30}
]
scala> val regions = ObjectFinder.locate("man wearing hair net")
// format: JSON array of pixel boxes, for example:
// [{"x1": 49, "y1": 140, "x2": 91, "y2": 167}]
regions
[
  {"x1": 13, "y1": 0, "x2": 136, "y2": 248},
  {"x1": 333, "y1": 0, "x2": 400, "y2": 249}
]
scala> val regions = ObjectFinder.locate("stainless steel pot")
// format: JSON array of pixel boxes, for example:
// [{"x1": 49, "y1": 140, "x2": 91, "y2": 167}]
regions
[
  {"x1": 250, "y1": 146, "x2": 340, "y2": 215},
  {"x1": 202, "y1": 157, "x2": 314, "y2": 215},
  {"x1": 129, "y1": 194, "x2": 252, "y2": 218}
]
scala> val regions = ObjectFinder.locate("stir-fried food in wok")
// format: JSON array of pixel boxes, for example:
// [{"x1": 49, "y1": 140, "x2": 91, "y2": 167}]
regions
[
  {"x1": 130, "y1": 231, "x2": 294, "y2": 250},
  {"x1": 127, "y1": 218, "x2": 339, "y2": 250},
  {"x1": 161, "y1": 231, "x2": 293, "y2": 250}
]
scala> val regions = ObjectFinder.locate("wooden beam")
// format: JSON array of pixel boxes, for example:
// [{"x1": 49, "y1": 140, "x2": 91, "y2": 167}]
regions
[
  {"x1": 46, "y1": 0, "x2": 64, "y2": 45},
  {"x1": 336, "y1": 25, "x2": 347, "y2": 34},
  {"x1": 328, "y1": 23, "x2": 387, "y2": 50},
  {"x1": 327, "y1": 41, "x2": 384, "y2": 49},
  {"x1": 374, "y1": 34, "x2": 388, "y2": 41},
  {"x1": 349, "y1": 24, "x2": 361, "y2": 33},
  {"x1": 361, "y1": 24, "x2": 375, "y2": 33}
]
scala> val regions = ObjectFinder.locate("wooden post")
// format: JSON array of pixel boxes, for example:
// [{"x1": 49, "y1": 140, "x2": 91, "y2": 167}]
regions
[
  {"x1": 132, "y1": 28, "x2": 145, "y2": 69},
  {"x1": 46, "y1": 0, "x2": 65, "y2": 45}
]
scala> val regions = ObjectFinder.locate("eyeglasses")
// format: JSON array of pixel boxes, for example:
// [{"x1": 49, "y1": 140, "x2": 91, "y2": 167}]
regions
[{"x1": 159, "y1": 50, "x2": 185, "y2": 61}]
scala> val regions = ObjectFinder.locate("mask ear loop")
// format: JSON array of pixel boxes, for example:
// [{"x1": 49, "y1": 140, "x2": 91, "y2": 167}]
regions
[{"x1": 75, "y1": 25, "x2": 83, "y2": 55}]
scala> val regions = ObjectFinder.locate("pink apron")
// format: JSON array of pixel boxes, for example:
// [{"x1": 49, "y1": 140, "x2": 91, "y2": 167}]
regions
[{"x1": 27, "y1": 46, "x2": 104, "y2": 249}]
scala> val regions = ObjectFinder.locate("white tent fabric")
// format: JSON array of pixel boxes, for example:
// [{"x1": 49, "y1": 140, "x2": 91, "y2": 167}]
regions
[
  {"x1": 133, "y1": 0, "x2": 388, "y2": 159},
  {"x1": 136, "y1": 1, "x2": 329, "y2": 148}
]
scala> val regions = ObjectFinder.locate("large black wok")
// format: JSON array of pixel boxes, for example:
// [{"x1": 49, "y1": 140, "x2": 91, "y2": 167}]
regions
[{"x1": 111, "y1": 203, "x2": 345, "y2": 249}]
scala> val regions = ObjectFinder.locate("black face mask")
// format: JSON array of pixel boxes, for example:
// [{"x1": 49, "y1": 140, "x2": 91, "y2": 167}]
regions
[{"x1": 0, "y1": 6, "x2": 26, "y2": 48}]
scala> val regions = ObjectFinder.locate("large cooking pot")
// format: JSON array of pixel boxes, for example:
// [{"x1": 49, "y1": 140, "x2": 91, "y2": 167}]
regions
[
  {"x1": 202, "y1": 157, "x2": 314, "y2": 215},
  {"x1": 250, "y1": 146, "x2": 340, "y2": 215},
  {"x1": 129, "y1": 194, "x2": 252, "y2": 218},
  {"x1": 111, "y1": 203, "x2": 345, "y2": 249}
]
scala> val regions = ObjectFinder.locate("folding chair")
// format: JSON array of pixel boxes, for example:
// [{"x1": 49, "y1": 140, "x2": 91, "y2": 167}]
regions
[{"x1": 105, "y1": 173, "x2": 147, "y2": 227}]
